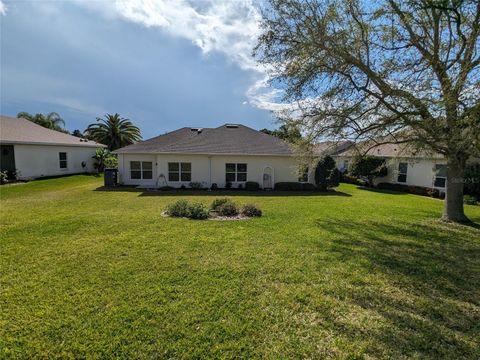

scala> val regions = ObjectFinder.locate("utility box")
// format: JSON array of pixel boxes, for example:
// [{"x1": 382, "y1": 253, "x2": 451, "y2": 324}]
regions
[{"x1": 104, "y1": 168, "x2": 118, "y2": 187}]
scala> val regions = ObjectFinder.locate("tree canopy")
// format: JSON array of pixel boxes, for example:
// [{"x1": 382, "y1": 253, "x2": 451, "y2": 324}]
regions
[
  {"x1": 260, "y1": 124, "x2": 302, "y2": 143},
  {"x1": 255, "y1": 0, "x2": 480, "y2": 222},
  {"x1": 85, "y1": 113, "x2": 142, "y2": 151},
  {"x1": 17, "y1": 112, "x2": 66, "y2": 132}
]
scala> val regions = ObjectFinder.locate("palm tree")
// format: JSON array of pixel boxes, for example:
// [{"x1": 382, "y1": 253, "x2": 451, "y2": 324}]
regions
[
  {"x1": 85, "y1": 113, "x2": 142, "y2": 151},
  {"x1": 17, "y1": 112, "x2": 65, "y2": 131}
]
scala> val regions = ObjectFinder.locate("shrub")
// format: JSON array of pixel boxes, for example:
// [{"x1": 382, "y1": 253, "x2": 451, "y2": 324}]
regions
[
  {"x1": 0, "y1": 171, "x2": 9, "y2": 185},
  {"x1": 158, "y1": 186, "x2": 175, "y2": 191},
  {"x1": 464, "y1": 163, "x2": 480, "y2": 198},
  {"x1": 217, "y1": 200, "x2": 239, "y2": 216},
  {"x1": 210, "y1": 198, "x2": 229, "y2": 211},
  {"x1": 245, "y1": 181, "x2": 260, "y2": 191},
  {"x1": 314, "y1": 155, "x2": 338, "y2": 190},
  {"x1": 189, "y1": 182, "x2": 203, "y2": 190},
  {"x1": 165, "y1": 200, "x2": 190, "y2": 217},
  {"x1": 180, "y1": 184, "x2": 186, "y2": 190},
  {"x1": 210, "y1": 183, "x2": 218, "y2": 190},
  {"x1": 350, "y1": 155, "x2": 388, "y2": 187},
  {"x1": 241, "y1": 204, "x2": 262, "y2": 217},
  {"x1": 187, "y1": 202, "x2": 210, "y2": 219},
  {"x1": 237, "y1": 183, "x2": 244, "y2": 190},
  {"x1": 274, "y1": 182, "x2": 303, "y2": 191},
  {"x1": 377, "y1": 183, "x2": 441, "y2": 198},
  {"x1": 464, "y1": 195, "x2": 478, "y2": 205},
  {"x1": 341, "y1": 173, "x2": 364, "y2": 185},
  {"x1": 301, "y1": 183, "x2": 317, "y2": 191},
  {"x1": 225, "y1": 182, "x2": 232, "y2": 189}
]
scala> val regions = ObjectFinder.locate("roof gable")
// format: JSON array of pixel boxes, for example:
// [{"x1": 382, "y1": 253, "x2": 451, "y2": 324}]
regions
[{"x1": 0, "y1": 115, "x2": 105, "y2": 148}]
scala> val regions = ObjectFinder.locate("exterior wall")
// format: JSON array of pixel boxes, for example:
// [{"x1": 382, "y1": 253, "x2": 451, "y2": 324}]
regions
[
  {"x1": 117, "y1": 153, "x2": 300, "y2": 188},
  {"x1": 12, "y1": 144, "x2": 98, "y2": 179},
  {"x1": 333, "y1": 155, "x2": 447, "y2": 189}
]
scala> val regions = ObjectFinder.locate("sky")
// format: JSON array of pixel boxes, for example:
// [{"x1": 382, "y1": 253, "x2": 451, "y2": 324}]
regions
[{"x1": 0, "y1": 0, "x2": 287, "y2": 139}]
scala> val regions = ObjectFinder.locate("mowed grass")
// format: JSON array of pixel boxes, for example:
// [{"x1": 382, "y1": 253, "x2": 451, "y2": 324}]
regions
[{"x1": 1, "y1": 175, "x2": 479, "y2": 359}]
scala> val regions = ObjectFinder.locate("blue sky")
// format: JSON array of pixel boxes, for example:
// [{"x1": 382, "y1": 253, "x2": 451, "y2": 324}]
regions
[{"x1": 0, "y1": 0, "x2": 284, "y2": 139}]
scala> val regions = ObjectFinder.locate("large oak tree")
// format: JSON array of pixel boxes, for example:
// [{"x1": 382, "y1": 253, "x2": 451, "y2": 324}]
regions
[{"x1": 255, "y1": 0, "x2": 480, "y2": 222}]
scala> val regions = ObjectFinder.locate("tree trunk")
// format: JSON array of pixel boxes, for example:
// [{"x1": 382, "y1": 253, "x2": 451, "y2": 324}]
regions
[{"x1": 442, "y1": 156, "x2": 469, "y2": 223}]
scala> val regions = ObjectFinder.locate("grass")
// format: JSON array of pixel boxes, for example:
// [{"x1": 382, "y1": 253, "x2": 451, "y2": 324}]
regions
[{"x1": 1, "y1": 175, "x2": 479, "y2": 359}]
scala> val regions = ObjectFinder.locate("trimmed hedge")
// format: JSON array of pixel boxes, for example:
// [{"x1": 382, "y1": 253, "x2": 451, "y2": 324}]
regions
[
  {"x1": 245, "y1": 181, "x2": 260, "y2": 191},
  {"x1": 377, "y1": 183, "x2": 442, "y2": 198},
  {"x1": 274, "y1": 182, "x2": 317, "y2": 191}
]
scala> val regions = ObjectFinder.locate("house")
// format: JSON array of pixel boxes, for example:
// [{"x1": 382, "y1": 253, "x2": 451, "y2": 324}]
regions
[
  {"x1": 0, "y1": 115, "x2": 105, "y2": 180},
  {"x1": 114, "y1": 124, "x2": 301, "y2": 189},
  {"x1": 331, "y1": 142, "x2": 448, "y2": 190}
]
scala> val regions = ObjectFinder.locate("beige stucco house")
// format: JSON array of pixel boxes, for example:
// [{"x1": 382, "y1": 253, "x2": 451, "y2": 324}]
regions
[
  {"x1": 0, "y1": 115, "x2": 105, "y2": 180},
  {"x1": 114, "y1": 124, "x2": 300, "y2": 189}
]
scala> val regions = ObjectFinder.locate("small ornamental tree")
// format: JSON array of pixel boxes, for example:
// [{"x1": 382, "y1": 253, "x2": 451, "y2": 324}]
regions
[
  {"x1": 350, "y1": 155, "x2": 388, "y2": 187},
  {"x1": 314, "y1": 155, "x2": 338, "y2": 191}
]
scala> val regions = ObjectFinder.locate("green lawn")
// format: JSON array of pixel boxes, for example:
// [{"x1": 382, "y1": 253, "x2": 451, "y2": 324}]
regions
[{"x1": 1, "y1": 175, "x2": 479, "y2": 359}]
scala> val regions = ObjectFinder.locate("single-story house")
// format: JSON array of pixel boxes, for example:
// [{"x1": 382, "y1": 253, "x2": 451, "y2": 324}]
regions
[
  {"x1": 331, "y1": 142, "x2": 448, "y2": 190},
  {"x1": 0, "y1": 115, "x2": 105, "y2": 180},
  {"x1": 114, "y1": 124, "x2": 301, "y2": 189}
]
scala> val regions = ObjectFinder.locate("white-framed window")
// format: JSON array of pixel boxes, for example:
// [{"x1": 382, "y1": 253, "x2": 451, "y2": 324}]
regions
[
  {"x1": 343, "y1": 159, "x2": 349, "y2": 171},
  {"x1": 130, "y1": 161, "x2": 153, "y2": 180},
  {"x1": 59, "y1": 152, "x2": 67, "y2": 169},
  {"x1": 434, "y1": 164, "x2": 447, "y2": 188},
  {"x1": 226, "y1": 163, "x2": 247, "y2": 182},
  {"x1": 397, "y1": 162, "x2": 408, "y2": 183},
  {"x1": 168, "y1": 162, "x2": 191, "y2": 182}
]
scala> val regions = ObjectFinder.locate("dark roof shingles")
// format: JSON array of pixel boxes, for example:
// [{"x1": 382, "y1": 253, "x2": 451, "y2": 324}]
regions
[{"x1": 115, "y1": 125, "x2": 293, "y2": 156}]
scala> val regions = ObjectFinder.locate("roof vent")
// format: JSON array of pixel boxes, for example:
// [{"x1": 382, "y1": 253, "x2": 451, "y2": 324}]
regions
[
  {"x1": 191, "y1": 128, "x2": 203, "y2": 134},
  {"x1": 226, "y1": 124, "x2": 239, "y2": 128}
]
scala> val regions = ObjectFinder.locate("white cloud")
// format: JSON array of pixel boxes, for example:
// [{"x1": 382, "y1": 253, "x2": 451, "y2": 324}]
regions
[
  {"x1": 112, "y1": 0, "x2": 287, "y2": 113},
  {"x1": 0, "y1": 1, "x2": 7, "y2": 15}
]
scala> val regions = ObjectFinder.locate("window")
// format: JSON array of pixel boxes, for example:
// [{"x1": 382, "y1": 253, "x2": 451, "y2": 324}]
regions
[
  {"x1": 397, "y1": 162, "x2": 408, "y2": 183},
  {"x1": 130, "y1": 161, "x2": 153, "y2": 180},
  {"x1": 298, "y1": 166, "x2": 308, "y2": 182},
  {"x1": 59, "y1": 152, "x2": 67, "y2": 169},
  {"x1": 434, "y1": 164, "x2": 447, "y2": 187},
  {"x1": 225, "y1": 163, "x2": 247, "y2": 182},
  {"x1": 168, "y1": 162, "x2": 191, "y2": 182}
]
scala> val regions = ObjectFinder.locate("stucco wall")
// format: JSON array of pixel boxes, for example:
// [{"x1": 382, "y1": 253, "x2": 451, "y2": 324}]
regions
[
  {"x1": 13, "y1": 144, "x2": 98, "y2": 179},
  {"x1": 117, "y1": 153, "x2": 300, "y2": 188},
  {"x1": 334, "y1": 155, "x2": 447, "y2": 189}
]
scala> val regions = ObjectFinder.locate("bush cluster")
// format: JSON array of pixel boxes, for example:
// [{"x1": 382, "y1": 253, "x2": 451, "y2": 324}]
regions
[
  {"x1": 241, "y1": 204, "x2": 262, "y2": 217},
  {"x1": 165, "y1": 200, "x2": 209, "y2": 219}
]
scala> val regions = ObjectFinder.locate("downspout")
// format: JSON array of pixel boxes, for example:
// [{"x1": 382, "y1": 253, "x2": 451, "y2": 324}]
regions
[{"x1": 208, "y1": 156, "x2": 212, "y2": 188}]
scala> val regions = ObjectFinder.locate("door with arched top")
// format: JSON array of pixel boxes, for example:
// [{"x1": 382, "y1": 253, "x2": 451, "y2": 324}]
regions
[{"x1": 263, "y1": 166, "x2": 273, "y2": 189}]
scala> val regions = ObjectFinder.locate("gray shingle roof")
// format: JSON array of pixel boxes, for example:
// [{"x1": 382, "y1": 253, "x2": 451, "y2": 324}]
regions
[
  {"x1": 114, "y1": 124, "x2": 293, "y2": 156},
  {"x1": 0, "y1": 115, "x2": 105, "y2": 147}
]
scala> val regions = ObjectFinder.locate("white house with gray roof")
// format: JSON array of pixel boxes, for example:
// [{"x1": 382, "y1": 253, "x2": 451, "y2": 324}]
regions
[
  {"x1": 332, "y1": 142, "x2": 448, "y2": 190},
  {"x1": 114, "y1": 124, "x2": 301, "y2": 189},
  {"x1": 0, "y1": 115, "x2": 105, "y2": 180}
]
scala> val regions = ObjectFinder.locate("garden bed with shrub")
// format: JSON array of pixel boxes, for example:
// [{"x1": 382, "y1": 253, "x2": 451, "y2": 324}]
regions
[{"x1": 164, "y1": 198, "x2": 262, "y2": 220}]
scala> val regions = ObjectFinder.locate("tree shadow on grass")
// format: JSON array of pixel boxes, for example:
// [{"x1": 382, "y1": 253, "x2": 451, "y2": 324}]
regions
[
  {"x1": 93, "y1": 186, "x2": 352, "y2": 197},
  {"x1": 314, "y1": 218, "x2": 480, "y2": 358}
]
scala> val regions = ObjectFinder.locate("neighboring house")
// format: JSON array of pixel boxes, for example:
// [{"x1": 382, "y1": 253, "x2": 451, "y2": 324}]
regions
[
  {"x1": 332, "y1": 142, "x2": 448, "y2": 190},
  {"x1": 114, "y1": 124, "x2": 301, "y2": 189},
  {"x1": 0, "y1": 115, "x2": 105, "y2": 180}
]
